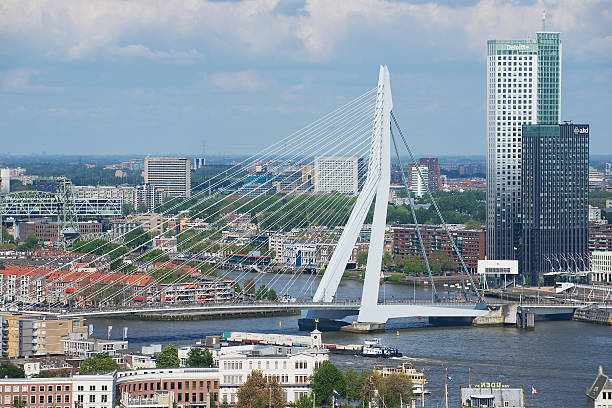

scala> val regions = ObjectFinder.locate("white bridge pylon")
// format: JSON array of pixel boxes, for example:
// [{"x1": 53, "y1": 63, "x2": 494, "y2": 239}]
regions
[{"x1": 313, "y1": 66, "x2": 487, "y2": 324}]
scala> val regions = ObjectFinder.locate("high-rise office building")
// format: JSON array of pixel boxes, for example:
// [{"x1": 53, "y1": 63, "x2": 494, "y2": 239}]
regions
[
  {"x1": 144, "y1": 157, "x2": 191, "y2": 198},
  {"x1": 410, "y1": 165, "x2": 429, "y2": 198},
  {"x1": 486, "y1": 32, "x2": 561, "y2": 261},
  {"x1": 520, "y1": 123, "x2": 589, "y2": 283},
  {"x1": 314, "y1": 156, "x2": 364, "y2": 196},
  {"x1": 0, "y1": 168, "x2": 10, "y2": 194}
]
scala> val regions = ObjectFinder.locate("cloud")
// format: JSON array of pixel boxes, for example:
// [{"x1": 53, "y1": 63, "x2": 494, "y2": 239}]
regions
[
  {"x1": 208, "y1": 70, "x2": 268, "y2": 91},
  {"x1": 108, "y1": 45, "x2": 204, "y2": 63},
  {"x1": 0, "y1": 0, "x2": 611, "y2": 63},
  {"x1": 0, "y1": 69, "x2": 62, "y2": 93}
]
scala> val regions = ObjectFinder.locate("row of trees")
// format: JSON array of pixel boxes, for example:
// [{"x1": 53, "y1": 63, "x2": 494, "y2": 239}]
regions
[
  {"x1": 235, "y1": 361, "x2": 413, "y2": 408},
  {"x1": 356, "y1": 250, "x2": 459, "y2": 275}
]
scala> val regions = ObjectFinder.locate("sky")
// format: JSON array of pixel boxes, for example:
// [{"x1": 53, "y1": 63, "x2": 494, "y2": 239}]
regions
[{"x1": 1, "y1": 0, "x2": 611, "y2": 157}]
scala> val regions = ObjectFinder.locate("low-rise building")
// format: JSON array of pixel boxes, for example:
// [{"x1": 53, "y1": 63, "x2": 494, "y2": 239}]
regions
[
  {"x1": 460, "y1": 385, "x2": 525, "y2": 408},
  {"x1": 160, "y1": 279, "x2": 235, "y2": 304},
  {"x1": 586, "y1": 365, "x2": 612, "y2": 408},
  {"x1": 0, "y1": 373, "x2": 115, "y2": 408},
  {"x1": 115, "y1": 368, "x2": 219, "y2": 408},
  {"x1": 61, "y1": 330, "x2": 128, "y2": 358}
]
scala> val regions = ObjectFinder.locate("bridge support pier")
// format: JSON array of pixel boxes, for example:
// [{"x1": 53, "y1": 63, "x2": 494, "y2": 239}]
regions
[{"x1": 340, "y1": 321, "x2": 385, "y2": 333}]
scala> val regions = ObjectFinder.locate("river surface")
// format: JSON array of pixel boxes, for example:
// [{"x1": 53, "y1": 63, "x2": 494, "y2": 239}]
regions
[{"x1": 90, "y1": 272, "x2": 611, "y2": 408}]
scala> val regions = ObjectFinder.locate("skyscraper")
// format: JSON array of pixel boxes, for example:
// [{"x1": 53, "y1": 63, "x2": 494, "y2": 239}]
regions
[
  {"x1": 520, "y1": 123, "x2": 589, "y2": 284},
  {"x1": 486, "y1": 32, "x2": 561, "y2": 261},
  {"x1": 144, "y1": 157, "x2": 191, "y2": 199},
  {"x1": 417, "y1": 158, "x2": 441, "y2": 192}
]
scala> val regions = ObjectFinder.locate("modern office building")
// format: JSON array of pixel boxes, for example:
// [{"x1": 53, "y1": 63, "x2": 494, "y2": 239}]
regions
[
  {"x1": 520, "y1": 123, "x2": 589, "y2": 283},
  {"x1": 486, "y1": 32, "x2": 561, "y2": 262},
  {"x1": 314, "y1": 156, "x2": 364, "y2": 196},
  {"x1": 144, "y1": 157, "x2": 191, "y2": 199}
]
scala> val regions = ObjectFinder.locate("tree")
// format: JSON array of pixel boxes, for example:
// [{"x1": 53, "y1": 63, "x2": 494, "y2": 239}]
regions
[
  {"x1": 0, "y1": 364, "x2": 25, "y2": 378},
  {"x1": 310, "y1": 361, "x2": 347, "y2": 405},
  {"x1": 186, "y1": 347, "x2": 214, "y2": 368},
  {"x1": 236, "y1": 370, "x2": 285, "y2": 408},
  {"x1": 243, "y1": 278, "x2": 256, "y2": 295},
  {"x1": 124, "y1": 227, "x2": 150, "y2": 248},
  {"x1": 79, "y1": 352, "x2": 120, "y2": 374},
  {"x1": 345, "y1": 368, "x2": 372, "y2": 403},
  {"x1": 375, "y1": 373, "x2": 413, "y2": 407},
  {"x1": 156, "y1": 344, "x2": 180, "y2": 368},
  {"x1": 429, "y1": 250, "x2": 458, "y2": 274},
  {"x1": 1, "y1": 226, "x2": 14, "y2": 244},
  {"x1": 17, "y1": 233, "x2": 38, "y2": 251},
  {"x1": 122, "y1": 203, "x2": 135, "y2": 216},
  {"x1": 382, "y1": 252, "x2": 393, "y2": 269},
  {"x1": 356, "y1": 251, "x2": 368, "y2": 268},
  {"x1": 294, "y1": 393, "x2": 313, "y2": 408}
]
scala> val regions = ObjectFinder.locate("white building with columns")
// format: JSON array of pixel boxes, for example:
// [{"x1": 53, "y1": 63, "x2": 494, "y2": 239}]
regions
[{"x1": 218, "y1": 331, "x2": 327, "y2": 405}]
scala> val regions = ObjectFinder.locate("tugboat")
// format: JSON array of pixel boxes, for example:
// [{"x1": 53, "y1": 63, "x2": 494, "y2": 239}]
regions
[{"x1": 361, "y1": 339, "x2": 402, "y2": 358}]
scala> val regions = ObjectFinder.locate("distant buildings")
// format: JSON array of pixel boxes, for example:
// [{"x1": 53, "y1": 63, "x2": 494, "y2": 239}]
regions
[
  {"x1": 589, "y1": 223, "x2": 612, "y2": 253},
  {"x1": 486, "y1": 32, "x2": 562, "y2": 263},
  {"x1": 404, "y1": 158, "x2": 441, "y2": 194},
  {"x1": 589, "y1": 167, "x2": 606, "y2": 191},
  {"x1": 392, "y1": 224, "x2": 485, "y2": 272},
  {"x1": 0, "y1": 168, "x2": 10, "y2": 193},
  {"x1": 519, "y1": 123, "x2": 589, "y2": 283},
  {"x1": 314, "y1": 156, "x2": 364, "y2": 196},
  {"x1": 144, "y1": 157, "x2": 191, "y2": 199},
  {"x1": 18, "y1": 220, "x2": 103, "y2": 243}
]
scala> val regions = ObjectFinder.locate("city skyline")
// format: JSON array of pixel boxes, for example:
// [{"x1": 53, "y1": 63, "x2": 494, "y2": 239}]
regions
[{"x1": 1, "y1": 1, "x2": 611, "y2": 156}]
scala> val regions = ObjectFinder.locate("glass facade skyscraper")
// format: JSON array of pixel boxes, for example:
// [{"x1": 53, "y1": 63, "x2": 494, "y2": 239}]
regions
[
  {"x1": 520, "y1": 124, "x2": 589, "y2": 284},
  {"x1": 486, "y1": 32, "x2": 561, "y2": 262}
]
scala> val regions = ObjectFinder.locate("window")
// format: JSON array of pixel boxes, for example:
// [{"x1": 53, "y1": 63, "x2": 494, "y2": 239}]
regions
[
  {"x1": 48, "y1": 396, "x2": 53, "y2": 404},
  {"x1": 65, "y1": 385, "x2": 70, "y2": 391},
  {"x1": 90, "y1": 385, "x2": 96, "y2": 391},
  {"x1": 48, "y1": 385, "x2": 53, "y2": 392},
  {"x1": 101, "y1": 395, "x2": 108, "y2": 403},
  {"x1": 57, "y1": 385, "x2": 62, "y2": 391},
  {"x1": 102, "y1": 385, "x2": 108, "y2": 391},
  {"x1": 57, "y1": 395, "x2": 62, "y2": 403},
  {"x1": 89, "y1": 395, "x2": 96, "y2": 403},
  {"x1": 65, "y1": 395, "x2": 70, "y2": 403},
  {"x1": 78, "y1": 395, "x2": 84, "y2": 403}
]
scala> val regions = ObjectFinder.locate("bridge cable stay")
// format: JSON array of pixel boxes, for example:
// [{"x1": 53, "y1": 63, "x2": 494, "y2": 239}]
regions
[
  {"x1": 390, "y1": 126, "x2": 438, "y2": 301},
  {"x1": 122, "y1": 124, "x2": 374, "y2": 306},
  {"x1": 390, "y1": 111, "x2": 484, "y2": 303},
  {"x1": 64, "y1": 118, "x2": 373, "y2": 307},
  {"x1": 21, "y1": 88, "x2": 378, "y2": 305},
  {"x1": 129, "y1": 160, "x2": 372, "y2": 307},
  {"x1": 116, "y1": 141, "x2": 371, "y2": 306},
  {"x1": 40, "y1": 88, "x2": 376, "y2": 306},
  {"x1": 95, "y1": 102, "x2": 375, "y2": 306},
  {"x1": 63, "y1": 94, "x2": 378, "y2": 308}
]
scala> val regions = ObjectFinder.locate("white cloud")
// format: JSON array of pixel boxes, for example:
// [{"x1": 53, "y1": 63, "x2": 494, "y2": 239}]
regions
[
  {"x1": 0, "y1": 68, "x2": 62, "y2": 93},
  {"x1": 208, "y1": 70, "x2": 268, "y2": 91},
  {"x1": 0, "y1": 0, "x2": 610, "y2": 62},
  {"x1": 108, "y1": 45, "x2": 204, "y2": 63}
]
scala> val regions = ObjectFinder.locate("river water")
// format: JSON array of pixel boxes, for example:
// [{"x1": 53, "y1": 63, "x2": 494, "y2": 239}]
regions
[{"x1": 90, "y1": 272, "x2": 611, "y2": 408}]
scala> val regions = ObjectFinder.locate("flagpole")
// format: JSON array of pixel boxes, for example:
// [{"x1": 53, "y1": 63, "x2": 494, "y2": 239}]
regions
[{"x1": 444, "y1": 368, "x2": 448, "y2": 408}]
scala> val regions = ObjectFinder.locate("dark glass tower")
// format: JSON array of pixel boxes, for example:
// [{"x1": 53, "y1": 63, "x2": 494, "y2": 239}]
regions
[{"x1": 520, "y1": 123, "x2": 589, "y2": 284}]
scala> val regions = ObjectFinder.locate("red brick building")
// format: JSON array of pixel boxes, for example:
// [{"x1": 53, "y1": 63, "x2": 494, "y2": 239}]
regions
[
  {"x1": 18, "y1": 221, "x2": 103, "y2": 243},
  {"x1": 392, "y1": 224, "x2": 485, "y2": 272},
  {"x1": 589, "y1": 223, "x2": 612, "y2": 253}
]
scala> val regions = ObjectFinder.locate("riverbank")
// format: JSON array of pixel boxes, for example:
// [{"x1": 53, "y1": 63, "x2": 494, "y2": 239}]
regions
[{"x1": 115, "y1": 308, "x2": 299, "y2": 321}]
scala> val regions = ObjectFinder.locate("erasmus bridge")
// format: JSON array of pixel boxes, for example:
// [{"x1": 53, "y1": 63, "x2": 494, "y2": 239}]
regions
[{"x1": 18, "y1": 66, "x2": 497, "y2": 330}]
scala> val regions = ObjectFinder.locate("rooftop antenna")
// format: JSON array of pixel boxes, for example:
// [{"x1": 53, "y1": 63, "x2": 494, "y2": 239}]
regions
[{"x1": 542, "y1": 10, "x2": 547, "y2": 32}]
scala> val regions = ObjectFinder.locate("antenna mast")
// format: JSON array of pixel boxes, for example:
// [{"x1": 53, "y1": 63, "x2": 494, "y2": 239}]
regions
[{"x1": 542, "y1": 10, "x2": 547, "y2": 31}]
